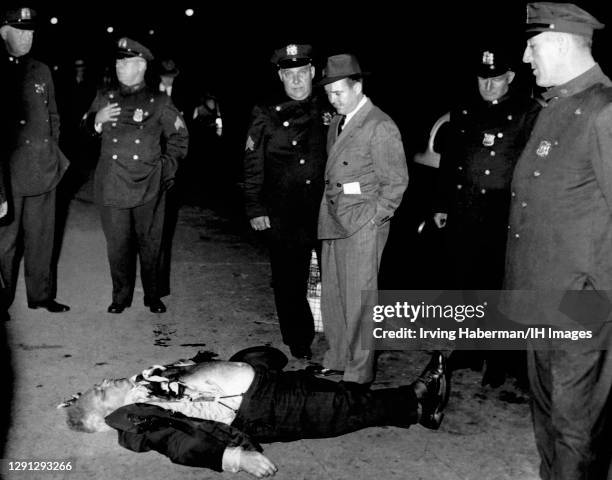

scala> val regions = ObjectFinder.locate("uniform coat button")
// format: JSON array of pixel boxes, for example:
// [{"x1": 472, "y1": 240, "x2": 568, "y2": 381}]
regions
[
  {"x1": 490, "y1": 151, "x2": 496, "y2": 156},
  {"x1": 283, "y1": 121, "x2": 289, "y2": 127},
  {"x1": 133, "y1": 155, "x2": 139, "y2": 160},
  {"x1": 521, "y1": 202, "x2": 527, "y2": 207},
  {"x1": 25, "y1": 139, "x2": 30, "y2": 144},
  {"x1": 112, "y1": 138, "x2": 118, "y2": 143},
  {"x1": 291, "y1": 140, "x2": 297, "y2": 146},
  {"x1": 481, "y1": 188, "x2": 486, "y2": 194},
  {"x1": 305, "y1": 179, "x2": 311, "y2": 184},
  {"x1": 112, "y1": 123, "x2": 117, "y2": 127},
  {"x1": 511, "y1": 191, "x2": 516, "y2": 197},
  {"x1": 299, "y1": 159, "x2": 305, "y2": 165},
  {"x1": 533, "y1": 170, "x2": 541, "y2": 177},
  {"x1": 20, "y1": 120, "x2": 26, "y2": 125},
  {"x1": 497, "y1": 132, "x2": 503, "y2": 138},
  {"x1": 135, "y1": 139, "x2": 140, "y2": 144},
  {"x1": 484, "y1": 169, "x2": 490, "y2": 175},
  {"x1": 514, "y1": 233, "x2": 520, "y2": 238},
  {"x1": 112, "y1": 154, "x2": 118, "y2": 159},
  {"x1": 457, "y1": 184, "x2": 463, "y2": 189}
]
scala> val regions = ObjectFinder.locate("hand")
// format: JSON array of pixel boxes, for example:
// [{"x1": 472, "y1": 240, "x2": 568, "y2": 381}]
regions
[
  {"x1": 94, "y1": 102, "x2": 121, "y2": 125},
  {"x1": 0, "y1": 201, "x2": 7, "y2": 219},
  {"x1": 249, "y1": 216, "x2": 271, "y2": 231},
  {"x1": 433, "y1": 213, "x2": 448, "y2": 229},
  {"x1": 239, "y1": 451, "x2": 277, "y2": 478}
]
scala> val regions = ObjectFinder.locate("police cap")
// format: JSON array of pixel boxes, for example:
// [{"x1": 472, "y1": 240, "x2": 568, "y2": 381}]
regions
[
  {"x1": 526, "y1": 2, "x2": 605, "y2": 38},
  {"x1": 270, "y1": 44, "x2": 312, "y2": 69},
  {"x1": 1, "y1": 7, "x2": 36, "y2": 30},
  {"x1": 116, "y1": 37, "x2": 154, "y2": 62},
  {"x1": 477, "y1": 47, "x2": 513, "y2": 78}
]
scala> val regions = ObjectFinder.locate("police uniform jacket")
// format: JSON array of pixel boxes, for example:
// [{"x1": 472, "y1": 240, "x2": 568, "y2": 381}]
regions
[
  {"x1": 242, "y1": 93, "x2": 328, "y2": 234},
  {"x1": 435, "y1": 92, "x2": 539, "y2": 223},
  {"x1": 318, "y1": 99, "x2": 408, "y2": 240},
  {"x1": 502, "y1": 65, "x2": 612, "y2": 326},
  {"x1": 0, "y1": 53, "x2": 69, "y2": 197},
  {"x1": 84, "y1": 83, "x2": 188, "y2": 208}
]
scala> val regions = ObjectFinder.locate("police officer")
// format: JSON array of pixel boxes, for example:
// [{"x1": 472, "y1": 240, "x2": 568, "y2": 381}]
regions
[
  {"x1": 0, "y1": 7, "x2": 70, "y2": 321},
  {"x1": 83, "y1": 38, "x2": 188, "y2": 314},
  {"x1": 433, "y1": 46, "x2": 539, "y2": 385},
  {"x1": 242, "y1": 44, "x2": 329, "y2": 359}
]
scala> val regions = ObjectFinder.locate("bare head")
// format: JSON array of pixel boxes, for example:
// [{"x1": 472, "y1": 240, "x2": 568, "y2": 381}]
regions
[{"x1": 61, "y1": 378, "x2": 133, "y2": 433}]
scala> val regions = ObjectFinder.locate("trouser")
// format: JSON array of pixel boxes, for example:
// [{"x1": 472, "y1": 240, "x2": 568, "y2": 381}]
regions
[
  {"x1": 100, "y1": 193, "x2": 166, "y2": 306},
  {"x1": 266, "y1": 225, "x2": 319, "y2": 350},
  {"x1": 321, "y1": 221, "x2": 390, "y2": 384},
  {"x1": 0, "y1": 190, "x2": 56, "y2": 308},
  {"x1": 527, "y1": 325, "x2": 612, "y2": 480},
  {"x1": 232, "y1": 366, "x2": 419, "y2": 442}
]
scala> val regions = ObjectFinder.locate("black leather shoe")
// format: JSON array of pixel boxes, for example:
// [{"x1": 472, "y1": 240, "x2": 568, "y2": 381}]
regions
[
  {"x1": 107, "y1": 303, "x2": 126, "y2": 314},
  {"x1": 305, "y1": 364, "x2": 344, "y2": 377},
  {"x1": 413, "y1": 351, "x2": 450, "y2": 430},
  {"x1": 289, "y1": 345, "x2": 312, "y2": 360},
  {"x1": 28, "y1": 300, "x2": 70, "y2": 313},
  {"x1": 145, "y1": 298, "x2": 166, "y2": 313}
]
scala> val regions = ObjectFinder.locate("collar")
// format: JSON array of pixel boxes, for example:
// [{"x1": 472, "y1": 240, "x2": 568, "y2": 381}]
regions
[
  {"x1": 345, "y1": 95, "x2": 368, "y2": 126},
  {"x1": 543, "y1": 64, "x2": 611, "y2": 101},
  {"x1": 120, "y1": 81, "x2": 146, "y2": 95}
]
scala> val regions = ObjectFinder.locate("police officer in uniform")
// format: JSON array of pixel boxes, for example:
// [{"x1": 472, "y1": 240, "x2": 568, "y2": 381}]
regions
[
  {"x1": 243, "y1": 44, "x2": 329, "y2": 359},
  {"x1": 433, "y1": 46, "x2": 539, "y2": 385},
  {"x1": 83, "y1": 38, "x2": 188, "y2": 314},
  {"x1": 0, "y1": 7, "x2": 71, "y2": 321}
]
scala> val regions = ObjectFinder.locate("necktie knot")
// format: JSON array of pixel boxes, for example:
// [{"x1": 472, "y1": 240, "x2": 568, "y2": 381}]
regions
[{"x1": 338, "y1": 115, "x2": 346, "y2": 134}]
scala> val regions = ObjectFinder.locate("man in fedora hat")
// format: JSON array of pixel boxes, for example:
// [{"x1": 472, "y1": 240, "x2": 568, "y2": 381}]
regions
[
  {"x1": 242, "y1": 44, "x2": 330, "y2": 360},
  {"x1": 0, "y1": 6, "x2": 71, "y2": 321},
  {"x1": 314, "y1": 54, "x2": 408, "y2": 385},
  {"x1": 433, "y1": 45, "x2": 539, "y2": 387},
  {"x1": 500, "y1": 3, "x2": 612, "y2": 478},
  {"x1": 83, "y1": 38, "x2": 188, "y2": 314}
]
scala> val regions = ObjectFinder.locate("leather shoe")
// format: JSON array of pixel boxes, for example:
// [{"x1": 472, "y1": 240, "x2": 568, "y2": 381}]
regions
[
  {"x1": 28, "y1": 300, "x2": 70, "y2": 313},
  {"x1": 144, "y1": 298, "x2": 166, "y2": 313},
  {"x1": 412, "y1": 351, "x2": 450, "y2": 430},
  {"x1": 305, "y1": 364, "x2": 344, "y2": 377},
  {"x1": 289, "y1": 345, "x2": 312, "y2": 360},
  {"x1": 107, "y1": 303, "x2": 127, "y2": 314}
]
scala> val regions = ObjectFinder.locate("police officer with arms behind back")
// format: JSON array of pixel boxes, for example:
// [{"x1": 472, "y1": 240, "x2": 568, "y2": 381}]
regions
[
  {"x1": 0, "y1": 6, "x2": 71, "y2": 322},
  {"x1": 83, "y1": 37, "x2": 188, "y2": 315},
  {"x1": 242, "y1": 44, "x2": 329, "y2": 360}
]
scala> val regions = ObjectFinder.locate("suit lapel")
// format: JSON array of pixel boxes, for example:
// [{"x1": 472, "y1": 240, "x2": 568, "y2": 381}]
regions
[{"x1": 328, "y1": 99, "x2": 374, "y2": 162}]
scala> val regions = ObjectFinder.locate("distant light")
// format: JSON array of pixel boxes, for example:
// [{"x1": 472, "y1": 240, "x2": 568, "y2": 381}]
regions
[
  {"x1": 148, "y1": 29, "x2": 155, "y2": 35},
  {"x1": 50, "y1": 17, "x2": 58, "y2": 25},
  {"x1": 185, "y1": 8, "x2": 194, "y2": 16},
  {"x1": 106, "y1": 26, "x2": 114, "y2": 33},
  {"x1": 53, "y1": 65, "x2": 59, "y2": 71}
]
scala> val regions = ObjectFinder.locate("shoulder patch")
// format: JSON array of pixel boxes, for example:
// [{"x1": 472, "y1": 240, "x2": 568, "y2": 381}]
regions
[
  {"x1": 245, "y1": 135, "x2": 255, "y2": 151},
  {"x1": 174, "y1": 116, "x2": 185, "y2": 131}
]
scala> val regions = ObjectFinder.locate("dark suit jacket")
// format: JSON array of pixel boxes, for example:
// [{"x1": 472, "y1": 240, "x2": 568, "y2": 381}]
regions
[{"x1": 318, "y1": 99, "x2": 408, "y2": 240}]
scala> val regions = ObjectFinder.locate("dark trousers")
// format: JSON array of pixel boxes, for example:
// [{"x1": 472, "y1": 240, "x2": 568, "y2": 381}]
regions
[
  {"x1": 527, "y1": 326, "x2": 612, "y2": 480},
  {"x1": 266, "y1": 225, "x2": 319, "y2": 350},
  {"x1": 100, "y1": 193, "x2": 166, "y2": 306},
  {"x1": 233, "y1": 367, "x2": 419, "y2": 442},
  {"x1": 0, "y1": 190, "x2": 56, "y2": 308}
]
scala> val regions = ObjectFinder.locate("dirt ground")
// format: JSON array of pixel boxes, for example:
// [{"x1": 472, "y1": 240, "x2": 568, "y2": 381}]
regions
[{"x1": 0, "y1": 196, "x2": 541, "y2": 480}]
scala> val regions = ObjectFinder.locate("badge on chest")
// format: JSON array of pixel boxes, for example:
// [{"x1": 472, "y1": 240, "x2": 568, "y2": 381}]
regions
[
  {"x1": 536, "y1": 140, "x2": 552, "y2": 157},
  {"x1": 133, "y1": 108, "x2": 144, "y2": 122},
  {"x1": 482, "y1": 133, "x2": 495, "y2": 147}
]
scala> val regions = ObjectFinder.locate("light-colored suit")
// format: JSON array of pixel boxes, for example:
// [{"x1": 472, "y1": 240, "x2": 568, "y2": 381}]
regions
[{"x1": 318, "y1": 98, "x2": 408, "y2": 383}]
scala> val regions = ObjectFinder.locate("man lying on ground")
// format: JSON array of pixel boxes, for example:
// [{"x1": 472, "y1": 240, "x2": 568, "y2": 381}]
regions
[{"x1": 60, "y1": 347, "x2": 449, "y2": 478}]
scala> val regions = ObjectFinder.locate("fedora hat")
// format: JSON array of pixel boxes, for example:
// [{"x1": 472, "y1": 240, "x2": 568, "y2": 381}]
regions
[{"x1": 319, "y1": 53, "x2": 368, "y2": 86}]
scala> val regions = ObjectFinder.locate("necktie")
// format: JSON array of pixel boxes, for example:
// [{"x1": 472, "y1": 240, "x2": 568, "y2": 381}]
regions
[{"x1": 338, "y1": 115, "x2": 346, "y2": 135}]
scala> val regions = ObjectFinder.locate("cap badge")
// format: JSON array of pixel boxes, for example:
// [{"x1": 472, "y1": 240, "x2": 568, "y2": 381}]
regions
[
  {"x1": 482, "y1": 51, "x2": 494, "y2": 66},
  {"x1": 245, "y1": 135, "x2": 255, "y2": 151},
  {"x1": 34, "y1": 83, "x2": 46, "y2": 95},
  {"x1": 174, "y1": 115, "x2": 185, "y2": 131},
  {"x1": 133, "y1": 108, "x2": 144, "y2": 122},
  {"x1": 118, "y1": 38, "x2": 127, "y2": 48},
  {"x1": 482, "y1": 133, "x2": 496, "y2": 147},
  {"x1": 20, "y1": 7, "x2": 31, "y2": 20},
  {"x1": 286, "y1": 44, "x2": 298, "y2": 56},
  {"x1": 536, "y1": 140, "x2": 552, "y2": 157}
]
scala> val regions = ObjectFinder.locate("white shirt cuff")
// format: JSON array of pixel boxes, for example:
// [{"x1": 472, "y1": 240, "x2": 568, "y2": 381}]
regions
[{"x1": 222, "y1": 446, "x2": 242, "y2": 473}]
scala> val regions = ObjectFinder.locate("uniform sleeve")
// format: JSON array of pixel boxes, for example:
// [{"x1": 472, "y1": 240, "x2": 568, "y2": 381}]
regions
[
  {"x1": 45, "y1": 66, "x2": 61, "y2": 143},
  {"x1": 591, "y1": 102, "x2": 612, "y2": 211},
  {"x1": 105, "y1": 404, "x2": 261, "y2": 473},
  {"x1": 370, "y1": 119, "x2": 409, "y2": 225},
  {"x1": 242, "y1": 105, "x2": 269, "y2": 219},
  {"x1": 159, "y1": 97, "x2": 189, "y2": 189},
  {"x1": 433, "y1": 113, "x2": 460, "y2": 213}
]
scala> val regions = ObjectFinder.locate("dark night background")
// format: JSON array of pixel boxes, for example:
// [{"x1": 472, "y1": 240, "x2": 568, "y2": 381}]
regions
[{"x1": 6, "y1": 1, "x2": 612, "y2": 288}]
